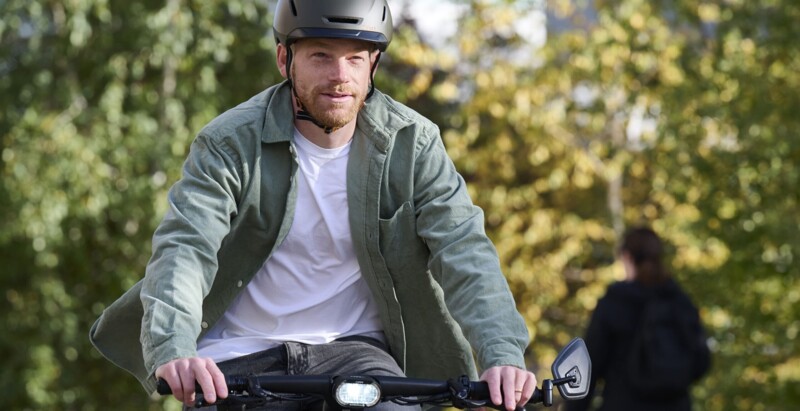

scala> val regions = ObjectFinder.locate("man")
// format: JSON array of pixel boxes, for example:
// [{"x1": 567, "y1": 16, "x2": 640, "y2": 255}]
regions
[{"x1": 90, "y1": 1, "x2": 536, "y2": 410}]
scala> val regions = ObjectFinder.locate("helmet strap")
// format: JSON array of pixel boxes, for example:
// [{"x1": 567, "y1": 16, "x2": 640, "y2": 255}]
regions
[
  {"x1": 366, "y1": 51, "x2": 382, "y2": 99},
  {"x1": 292, "y1": 86, "x2": 338, "y2": 134}
]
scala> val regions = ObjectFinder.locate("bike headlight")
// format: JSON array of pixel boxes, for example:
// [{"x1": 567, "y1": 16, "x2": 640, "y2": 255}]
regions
[{"x1": 333, "y1": 376, "x2": 381, "y2": 408}]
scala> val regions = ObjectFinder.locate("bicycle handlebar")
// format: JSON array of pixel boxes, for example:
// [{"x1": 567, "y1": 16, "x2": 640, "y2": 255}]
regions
[
  {"x1": 156, "y1": 374, "x2": 548, "y2": 409},
  {"x1": 155, "y1": 338, "x2": 591, "y2": 409}
]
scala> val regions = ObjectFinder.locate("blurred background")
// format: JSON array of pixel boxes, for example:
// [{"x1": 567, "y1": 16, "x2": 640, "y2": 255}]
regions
[{"x1": 1, "y1": 0, "x2": 798, "y2": 409}]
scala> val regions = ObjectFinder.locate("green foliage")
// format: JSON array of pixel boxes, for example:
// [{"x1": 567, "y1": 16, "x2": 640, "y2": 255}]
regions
[
  {"x1": 1, "y1": 0, "x2": 797, "y2": 409},
  {"x1": 432, "y1": 0, "x2": 799, "y2": 409},
  {"x1": 1, "y1": 0, "x2": 280, "y2": 409}
]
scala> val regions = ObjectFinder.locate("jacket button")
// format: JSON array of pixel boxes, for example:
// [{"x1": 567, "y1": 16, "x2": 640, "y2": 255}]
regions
[
  {"x1": 237, "y1": 280, "x2": 243, "y2": 288},
  {"x1": 201, "y1": 321, "x2": 209, "y2": 329}
]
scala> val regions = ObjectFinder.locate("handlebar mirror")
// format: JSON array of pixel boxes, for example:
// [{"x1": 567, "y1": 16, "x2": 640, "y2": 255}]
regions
[{"x1": 551, "y1": 337, "x2": 592, "y2": 400}]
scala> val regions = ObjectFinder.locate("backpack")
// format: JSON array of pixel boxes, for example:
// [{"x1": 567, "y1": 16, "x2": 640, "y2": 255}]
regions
[{"x1": 626, "y1": 291, "x2": 702, "y2": 399}]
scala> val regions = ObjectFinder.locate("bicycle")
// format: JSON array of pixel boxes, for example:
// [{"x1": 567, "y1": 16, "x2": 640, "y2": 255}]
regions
[{"x1": 157, "y1": 338, "x2": 591, "y2": 410}]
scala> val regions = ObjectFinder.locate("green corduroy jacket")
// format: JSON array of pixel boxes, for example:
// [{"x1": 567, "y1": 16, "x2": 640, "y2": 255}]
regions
[{"x1": 90, "y1": 82, "x2": 530, "y2": 394}]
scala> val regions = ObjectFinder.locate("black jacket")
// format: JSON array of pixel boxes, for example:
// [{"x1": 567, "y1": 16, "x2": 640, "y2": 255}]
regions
[{"x1": 566, "y1": 279, "x2": 711, "y2": 411}]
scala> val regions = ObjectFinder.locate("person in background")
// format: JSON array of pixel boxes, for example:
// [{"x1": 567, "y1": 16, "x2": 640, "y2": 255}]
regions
[
  {"x1": 90, "y1": 1, "x2": 536, "y2": 410},
  {"x1": 566, "y1": 226, "x2": 711, "y2": 411}
]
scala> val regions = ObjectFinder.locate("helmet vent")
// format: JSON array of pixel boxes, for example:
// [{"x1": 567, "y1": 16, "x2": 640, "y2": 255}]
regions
[
  {"x1": 382, "y1": 7, "x2": 387, "y2": 22},
  {"x1": 324, "y1": 16, "x2": 363, "y2": 25},
  {"x1": 289, "y1": 0, "x2": 298, "y2": 16}
]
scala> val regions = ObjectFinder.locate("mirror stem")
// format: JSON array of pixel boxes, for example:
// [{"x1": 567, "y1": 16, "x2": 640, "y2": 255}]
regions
[{"x1": 551, "y1": 376, "x2": 577, "y2": 386}]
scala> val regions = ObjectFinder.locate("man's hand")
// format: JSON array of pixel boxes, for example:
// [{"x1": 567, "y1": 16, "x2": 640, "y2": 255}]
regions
[
  {"x1": 480, "y1": 365, "x2": 537, "y2": 411},
  {"x1": 155, "y1": 357, "x2": 228, "y2": 407}
]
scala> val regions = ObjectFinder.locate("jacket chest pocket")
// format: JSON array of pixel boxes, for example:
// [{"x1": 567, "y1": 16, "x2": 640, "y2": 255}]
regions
[{"x1": 378, "y1": 201, "x2": 429, "y2": 282}]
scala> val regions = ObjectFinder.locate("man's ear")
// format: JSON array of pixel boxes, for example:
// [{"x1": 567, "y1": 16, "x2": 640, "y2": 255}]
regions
[{"x1": 277, "y1": 43, "x2": 289, "y2": 78}]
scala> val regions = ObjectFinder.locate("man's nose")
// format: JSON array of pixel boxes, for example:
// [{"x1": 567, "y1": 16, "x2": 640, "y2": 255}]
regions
[{"x1": 328, "y1": 58, "x2": 350, "y2": 82}]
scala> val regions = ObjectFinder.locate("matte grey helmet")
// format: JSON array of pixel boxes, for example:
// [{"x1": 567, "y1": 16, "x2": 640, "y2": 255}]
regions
[{"x1": 273, "y1": 0, "x2": 393, "y2": 51}]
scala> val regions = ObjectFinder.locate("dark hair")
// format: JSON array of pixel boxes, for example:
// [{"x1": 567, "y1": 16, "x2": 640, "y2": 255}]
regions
[{"x1": 619, "y1": 226, "x2": 670, "y2": 286}]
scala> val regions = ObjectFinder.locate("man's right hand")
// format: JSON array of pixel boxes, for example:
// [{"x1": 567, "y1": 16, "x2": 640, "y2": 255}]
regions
[{"x1": 155, "y1": 357, "x2": 228, "y2": 406}]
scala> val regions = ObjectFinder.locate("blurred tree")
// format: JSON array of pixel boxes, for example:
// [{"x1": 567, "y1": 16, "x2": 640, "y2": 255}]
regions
[
  {"x1": 432, "y1": 0, "x2": 799, "y2": 409},
  {"x1": 0, "y1": 0, "x2": 280, "y2": 409},
  {"x1": 2, "y1": 0, "x2": 798, "y2": 409}
]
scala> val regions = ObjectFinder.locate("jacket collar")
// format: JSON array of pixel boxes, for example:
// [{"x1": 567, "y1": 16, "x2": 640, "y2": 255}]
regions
[
  {"x1": 261, "y1": 81, "x2": 296, "y2": 144},
  {"x1": 357, "y1": 90, "x2": 414, "y2": 153}
]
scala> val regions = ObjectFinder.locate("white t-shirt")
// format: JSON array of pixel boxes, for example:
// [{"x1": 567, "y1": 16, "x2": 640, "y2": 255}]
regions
[{"x1": 197, "y1": 129, "x2": 384, "y2": 362}]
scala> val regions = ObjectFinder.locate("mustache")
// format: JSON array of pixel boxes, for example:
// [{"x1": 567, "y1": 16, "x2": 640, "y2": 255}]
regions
[{"x1": 313, "y1": 84, "x2": 357, "y2": 96}]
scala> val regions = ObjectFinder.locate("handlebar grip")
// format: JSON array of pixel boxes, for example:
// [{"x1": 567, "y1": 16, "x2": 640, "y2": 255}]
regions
[
  {"x1": 530, "y1": 387, "x2": 543, "y2": 404},
  {"x1": 467, "y1": 382, "x2": 546, "y2": 406},
  {"x1": 156, "y1": 378, "x2": 172, "y2": 395},
  {"x1": 156, "y1": 379, "x2": 205, "y2": 396}
]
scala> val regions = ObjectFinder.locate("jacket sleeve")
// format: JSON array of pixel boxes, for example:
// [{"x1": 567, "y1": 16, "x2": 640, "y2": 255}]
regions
[
  {"x1": 411, "y1": 124, "x2": 529, "y2": 371},
  {"x1": 140, "y1": 133, "x2": 242, "y2": 377}
]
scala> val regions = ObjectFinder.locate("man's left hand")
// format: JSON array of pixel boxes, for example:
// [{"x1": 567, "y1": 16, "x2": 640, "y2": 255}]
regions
[{"x1": 480, "y1": 365, "x2": 537, "y2": 411}]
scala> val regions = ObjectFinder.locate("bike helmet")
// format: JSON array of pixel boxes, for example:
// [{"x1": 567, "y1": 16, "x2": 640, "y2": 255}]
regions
[{"x1": 273, "y1": 0, "x2": 393, "y2": 51}]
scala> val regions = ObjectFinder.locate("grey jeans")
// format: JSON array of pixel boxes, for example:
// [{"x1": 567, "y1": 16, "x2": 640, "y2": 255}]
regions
[{"x1": 184, "y1": 337, "x2": 420, "y2": 411}]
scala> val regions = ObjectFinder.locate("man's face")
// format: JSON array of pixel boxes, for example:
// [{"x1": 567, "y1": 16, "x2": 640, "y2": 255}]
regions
[{"x1": 282, "y1": 38, "x2": 378, "y2": 130}]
